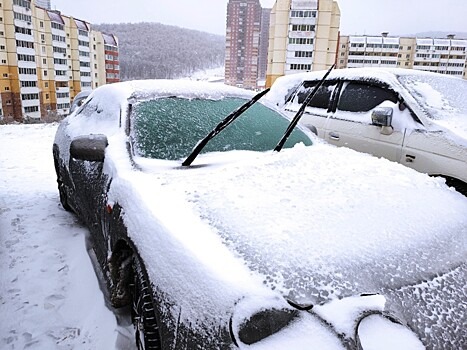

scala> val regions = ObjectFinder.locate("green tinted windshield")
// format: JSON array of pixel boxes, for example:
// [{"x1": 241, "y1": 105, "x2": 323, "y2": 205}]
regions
[{"x1": 131, "y1": 97, "x2": 312, "y2": 160}]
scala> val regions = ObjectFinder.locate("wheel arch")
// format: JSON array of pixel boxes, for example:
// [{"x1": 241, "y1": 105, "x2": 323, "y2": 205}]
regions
[
  {"x1": 431, "y1": 174, "x2": 467, "y2": 196},
  {"x1": 108, "y1": 238, "x2": 136, "y2": 308}
]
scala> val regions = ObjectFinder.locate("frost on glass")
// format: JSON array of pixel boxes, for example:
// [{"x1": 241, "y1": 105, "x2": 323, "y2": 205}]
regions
[
  {"x1": 398, "y1": 74, "x2": 467, "y2": 120},
  {"x1": 131, "y1": 97, "x2": 312, "y2": 160}
]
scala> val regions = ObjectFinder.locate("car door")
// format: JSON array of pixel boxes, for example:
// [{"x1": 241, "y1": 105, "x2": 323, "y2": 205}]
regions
[
  {"x1": 284, "y1": 80, "x2": 338, "y2": 138},
  {"x1": 325, "y1": 81, "x2": 406, "y2": 162}
]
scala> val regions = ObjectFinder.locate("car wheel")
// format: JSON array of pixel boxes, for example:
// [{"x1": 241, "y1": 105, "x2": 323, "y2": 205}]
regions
[
  {"x1": 58, "y1": 182, "x2": 72, "y2": 211},
  {"x1": 53, "y1": 148, "x2": 72, "y2": 212},
  {"x1": 132, "y1": 255, "x2": 162, "y2": 350}
]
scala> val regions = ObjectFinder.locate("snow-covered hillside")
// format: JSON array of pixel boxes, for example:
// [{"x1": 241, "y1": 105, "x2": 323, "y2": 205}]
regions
[{"x1": 0, "y1": 124, "x2": 130, "y2": 349}]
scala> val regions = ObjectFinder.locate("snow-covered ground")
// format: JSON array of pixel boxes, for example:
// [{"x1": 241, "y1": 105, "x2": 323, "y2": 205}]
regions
[{"x1": 0, "y1": 124, "x2": 132, "y2": 349}]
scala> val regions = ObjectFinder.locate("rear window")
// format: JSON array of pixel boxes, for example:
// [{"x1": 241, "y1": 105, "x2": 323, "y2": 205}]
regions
[{"x1": 131, "y1": 97, "x2": 312, "y2": 160}]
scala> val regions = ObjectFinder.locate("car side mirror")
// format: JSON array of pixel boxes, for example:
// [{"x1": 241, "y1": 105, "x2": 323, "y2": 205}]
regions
[
  {"x1": 70, "y1": 134, "x2": 108, "y2": 162},
  {"x1": 372, "y1": 107, "x2": 394, "y2": 135}
]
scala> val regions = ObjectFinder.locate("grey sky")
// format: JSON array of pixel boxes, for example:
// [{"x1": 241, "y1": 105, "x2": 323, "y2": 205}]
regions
[{"x1": 51, "y1": 0, "x2": 465, "y2": 37}]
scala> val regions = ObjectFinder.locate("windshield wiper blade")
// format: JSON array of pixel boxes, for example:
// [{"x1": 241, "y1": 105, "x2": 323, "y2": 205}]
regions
[
  {"x1": 273, "y1": 64, "x2": 335, "y2": 153},
  {"x1": 182, "y1": 88, "x2": 270, "y2": 166}
]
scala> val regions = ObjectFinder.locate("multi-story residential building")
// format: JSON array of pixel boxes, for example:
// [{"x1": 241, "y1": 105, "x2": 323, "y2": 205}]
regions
[
  {"x1": 337, "y1": 33, "x2": 467, "y2": 80},
  {"x1": 265, "y1": 0, "x2": 340, "y2": 88},
  {"x1": 0, "y1": 0, "x2": 119, "y2": 123},
  {"x1": 225, "y1": 0, "x2": 262, "y2": 90}
]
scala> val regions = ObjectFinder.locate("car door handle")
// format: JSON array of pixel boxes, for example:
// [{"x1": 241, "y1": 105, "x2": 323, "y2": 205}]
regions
[{"x1": 329, "y1": 131, "x2": 340, "y2": 141}]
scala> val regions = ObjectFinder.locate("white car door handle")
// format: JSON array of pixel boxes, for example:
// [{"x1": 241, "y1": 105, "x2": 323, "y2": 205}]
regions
[{"x1": 329, "y1": 131, "x2": 340, "y2": 141}]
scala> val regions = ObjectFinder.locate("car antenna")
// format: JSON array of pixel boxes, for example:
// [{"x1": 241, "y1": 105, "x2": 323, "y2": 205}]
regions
[
  {"x1": 274, "y1": 63, "x2": 335, "y2": 153},
  {"x1": 182, "y1": 88, "x2": 270, "y2": 167}
]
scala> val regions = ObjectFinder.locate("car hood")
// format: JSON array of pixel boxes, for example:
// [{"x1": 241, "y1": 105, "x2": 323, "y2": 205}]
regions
[{"x1": 122, "y1": 142, "x2": 467, "y2": 308}]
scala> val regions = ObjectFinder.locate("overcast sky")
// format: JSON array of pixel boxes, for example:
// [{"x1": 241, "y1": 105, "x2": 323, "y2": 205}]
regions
[{"x1": 51, "y1": 0, "x2": 466, "y2": 37}]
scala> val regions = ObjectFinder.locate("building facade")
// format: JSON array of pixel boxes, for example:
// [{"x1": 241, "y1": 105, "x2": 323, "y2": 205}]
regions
[
  {"x1": 256, "y1": 7, "x2": 271, "y2": 88},
  {"x1": 337, "y1": 34, "x2": 467, "y2": 79},
  {"x1": 0, "y1": 0, "x2": 119, "y2": 123},
  {"x1": 265, "y1": 0, "x2": 340, "y2": 88},
  {"x1": 225, "y1": 0, "x2": 262, "y2": 90}
]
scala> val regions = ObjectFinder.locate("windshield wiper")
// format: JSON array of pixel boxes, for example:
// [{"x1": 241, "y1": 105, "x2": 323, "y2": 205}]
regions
[
  {"x1": 274, "y1": 64, "x2": 335, "y2": 153},
  {"x1": 182, "y1": 88, "x2": 270, "y2": 166}
]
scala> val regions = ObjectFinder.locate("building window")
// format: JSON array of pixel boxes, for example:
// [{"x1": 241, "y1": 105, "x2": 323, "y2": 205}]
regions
[
  {"x1": 45, "y1": 82, "x2": 48, "y2": 88},
  {"x1": 24, "y1": 106, "x2": 39, "y2": 113},
  {"x1": 17, "y1": 54, "x2": 35, "y2": 62},
  {"x1": 2, "y1": 73, "x2": 7, "y2": 77},
  {"x1": 288, "y1": 38, "x2": 313, "y2": 45},
  {"x1": 290, "y1": 63, "x2": 312, "y2": 70},
  {"x1": 21, "y1": 81, "x2": 37, "y2": 87},
  {"x1": 291, "y1": 24, "x2": 315, "y2": 32},
  {"x1": 21, "y1": 93, "x2": 39, "y2": 100},
  {"x1": 290, "y1": 10, "x2": 316, "y2": 18},
  {"x1": 15, "y1": 26, "x2": 31, "y2": 35},
  {"x1": 43, "y1": 58, "x2": 46, "y2": 64},
  {"x1": 45, "y1": 93, "x2": 49, "y2": 100},
  {"x1": 19, "y1": 67, "x2": 36, "y2": 74},
  {"x1": 57, "y1": 103, "x2": 70, "y2": 109},
  {"x1": 52, "y1": 34, "x2": 66, "y2": 43},
  {"x1": 16, "y1": 40, "x2": 34, "y2": 49},
  {"x1": 13, "y1": 12, "x2": 32, "y2": 22},
  {"x1": 40, "y1": 21, "x2": 44, "y2": 28},
  {"x1": 13, "y1": 0, "x2": 31, "y2": 9},
  {"x1": 44, "y1": 70, "x2": 47, "y2": 76},
  {"x1": 51, "y1": 22, "x2": 64, "y2": 31},
  {"x1": 1, "y1": 59, "x2": 6, "y2": 64},
  {"x1": 294, "y1": 51, "x2": 313, "y2": 58}
]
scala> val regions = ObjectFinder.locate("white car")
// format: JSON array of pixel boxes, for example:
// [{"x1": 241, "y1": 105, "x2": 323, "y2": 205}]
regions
[
  {"x1": 268, "y1": 68, "x2": 467, "y2": 195},
  {"x1": 53, "y1": 79, "x2": 467, "y2": 349}
]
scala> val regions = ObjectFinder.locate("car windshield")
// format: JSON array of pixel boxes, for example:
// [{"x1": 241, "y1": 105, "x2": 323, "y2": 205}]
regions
[
  {"x1": 397, "y1": 73, "x2": 467, "y2": 120},
  {"x1": 131, "y1": 97, "x2": 312, "y2": 160}
]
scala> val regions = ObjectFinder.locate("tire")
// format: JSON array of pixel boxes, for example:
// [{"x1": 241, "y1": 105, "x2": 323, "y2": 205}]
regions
[
  {"x1": 132, "y1": 255, "x2": 162, "y2": 350},
  {"x1": 53, "y1": 149, "x2": 72, "y2": 212},
  {"x1": 58, "y1": 182, "x2": 72, "y2": 211}
]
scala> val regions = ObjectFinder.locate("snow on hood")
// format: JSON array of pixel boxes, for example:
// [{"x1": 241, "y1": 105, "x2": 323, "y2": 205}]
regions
[{"x1": 106, "y1": 133, "x2": 467, "y2": 329}]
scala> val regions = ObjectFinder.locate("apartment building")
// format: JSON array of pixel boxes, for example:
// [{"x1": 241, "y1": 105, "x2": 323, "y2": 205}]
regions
[
  {"x1": 337, "y1": 34, "x2": 467, "y2": 79},
  {"x1": 225, "y1": 0, "x2": 262, "y2": 90},
  {"x1": 0, "y1": 0, "x2": 119, "y2": 123},
  {"x1": 265, "y1": 0, "x2": 340, "y2": 88}
]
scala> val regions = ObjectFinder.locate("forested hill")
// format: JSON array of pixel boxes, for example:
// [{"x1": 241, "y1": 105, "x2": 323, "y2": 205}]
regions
[{"x1": 94, "y1": 22, "x2": 225, "y2": 80}]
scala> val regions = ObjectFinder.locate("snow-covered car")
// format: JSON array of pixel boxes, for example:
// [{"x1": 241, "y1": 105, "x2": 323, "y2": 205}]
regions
[
  {"x1": 52, "y1": 79, "x2": 467, "y2": 350},
  {"x1": 267, "y1": 68, "x2": 467, "y2": 196}
]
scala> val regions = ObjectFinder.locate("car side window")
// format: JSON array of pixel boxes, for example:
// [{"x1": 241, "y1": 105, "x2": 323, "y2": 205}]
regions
[
  {"x1": 292, "y1": 81, "x2": 337, "y2": 110},
  {"x1": 337, "y1": 82, "x2": 398, "y2": 112},
  {"x1": 75, "y1": 98, "x2": 97, "y2": 117}
]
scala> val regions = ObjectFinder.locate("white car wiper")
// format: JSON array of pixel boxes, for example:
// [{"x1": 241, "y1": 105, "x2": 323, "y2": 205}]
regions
[
  {"x1": 274, "y1": 64, "x2": 335, "y2": 152},
  {"x1": 182, "y1": 88, "x2": 270, "y2": 166}
]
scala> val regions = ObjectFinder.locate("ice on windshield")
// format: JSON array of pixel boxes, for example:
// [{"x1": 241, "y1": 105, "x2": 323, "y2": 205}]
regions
[
  {"x1": 398, "y1": 73, "x2": 467, "y2": 138},
  {"x1": 131, "y1": 97, "x2": 312, "y2": 160}
]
